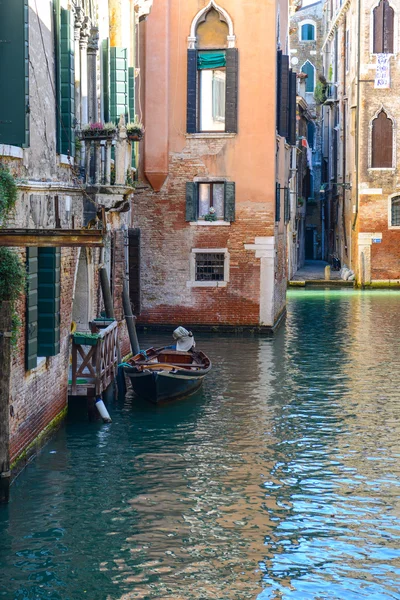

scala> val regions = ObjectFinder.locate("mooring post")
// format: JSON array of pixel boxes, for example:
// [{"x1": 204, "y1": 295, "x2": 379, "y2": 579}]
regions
[
  {"x1": 99, "y1": 267, "x2": 115, "y2": 319},
  {"x1": 0, "y1": 301, "x2": 12, "y2": 504},
  {"x1": 122, "y1": 279, "x2": 140, "y2": 356}
]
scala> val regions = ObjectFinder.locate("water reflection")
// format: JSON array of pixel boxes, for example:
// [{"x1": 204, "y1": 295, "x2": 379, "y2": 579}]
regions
[{"x1": 0, "y1": 291, "x2": 400, "y2": 599}]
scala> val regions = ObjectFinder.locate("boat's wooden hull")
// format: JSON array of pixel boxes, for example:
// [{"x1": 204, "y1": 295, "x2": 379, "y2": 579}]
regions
[
  {"x1": 126, "y1": 370, "x2": 205, "y2": 404},
  {"x1": 123, "y1": 347, "x2": 211, "y2": 404}
]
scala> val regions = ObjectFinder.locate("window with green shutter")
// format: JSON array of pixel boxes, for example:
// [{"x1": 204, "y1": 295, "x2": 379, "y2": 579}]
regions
[
  {"x1": 0, "y1": 0, "x2": 29, "y2": 147},
  {"x1": 26, "y1": 248, "x2": 38, "y2": 371},
  {"x1": 110, "y1": 47, "x2": 128, "y2": 124},
  {"x1": 102, "y1": 39, "x2": 110, "y2": 122},
  {"x1": 25, "y1": 247, "x2": 61, "y2": 370},
  {"x1": 38, "y1": 248, "x2": 61, "y2": 357},
  {"x1": 185, "y1": 181, "x2": 235, "y2": 222},
  {"x1": 186, "y1": 48, "x2": 238, "y2": 134},
  {"x1": 55, "y1": 2, "x2": 75, "y2": 156}
]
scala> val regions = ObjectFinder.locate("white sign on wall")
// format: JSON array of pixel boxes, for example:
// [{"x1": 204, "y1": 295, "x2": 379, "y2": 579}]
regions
[{"x1": 375, "y1": 54, "x2": 391, "y2": 89}]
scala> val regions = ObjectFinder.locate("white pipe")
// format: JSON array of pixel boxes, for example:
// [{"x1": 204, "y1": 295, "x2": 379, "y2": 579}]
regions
[{"x1": 95, "y1": 398, "x2": 112, "y2": 423}]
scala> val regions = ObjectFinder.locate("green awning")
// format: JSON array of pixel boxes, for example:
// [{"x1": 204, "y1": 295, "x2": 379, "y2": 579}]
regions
[{"x1": 197, "y1": 51, "x2": 226, "y2": 70}]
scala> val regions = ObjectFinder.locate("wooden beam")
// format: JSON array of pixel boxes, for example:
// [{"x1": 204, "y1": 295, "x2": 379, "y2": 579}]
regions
[{"x1": 0, "y1": 229, "x2": 104, "y2": 247}]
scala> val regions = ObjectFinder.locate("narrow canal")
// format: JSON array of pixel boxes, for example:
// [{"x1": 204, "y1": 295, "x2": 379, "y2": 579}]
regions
[{"x1": 1, "y1": 290, "x2": 400, "y2": 600}]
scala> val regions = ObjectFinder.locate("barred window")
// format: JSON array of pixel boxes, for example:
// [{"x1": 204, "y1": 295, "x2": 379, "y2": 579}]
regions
[
  {"x1": 391, "y1": 197, "x2": 400, "y2": 226},
  {"x1": 195, "y1": 252, "x2": 225, "y2": 281}
]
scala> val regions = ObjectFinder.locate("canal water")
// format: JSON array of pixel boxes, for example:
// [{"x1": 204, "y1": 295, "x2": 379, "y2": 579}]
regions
[{"x1": 1, "y1": 290, "x2": 400, "y2": 600}]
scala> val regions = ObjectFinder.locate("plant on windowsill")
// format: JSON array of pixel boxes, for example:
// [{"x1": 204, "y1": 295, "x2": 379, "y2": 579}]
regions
[
  {"x1": 297, "y1": 197, "x2": 305, "y2": 207},
  {"x1": 203, "y1": 207, "x2": 218, "y2": 222},
  {"x1": 126, "y1": 121, "x2": 144, "y2": 142},
  {"x1": 314, "y1": 75, "x2": 328, "y2": 105},
  {"x1": 80, "y1": 121, "x2": 117, "y2": 140}
]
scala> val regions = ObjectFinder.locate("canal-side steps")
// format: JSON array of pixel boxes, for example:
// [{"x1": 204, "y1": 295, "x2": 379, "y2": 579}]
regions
[{"x1": 289, "y1": 260, "x2": 355, "y2": 288}]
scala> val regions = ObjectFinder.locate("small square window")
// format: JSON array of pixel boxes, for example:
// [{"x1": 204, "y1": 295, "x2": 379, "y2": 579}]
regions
[
  {"x1": 188, "y1": 248, "x2": 230, "y2": 287},
  {"x1": 391, "y1": 197, "x2": 400, "y2": 226},
  {"x1": 195, "y1": 252, "x2": 225, "y2": 281}
]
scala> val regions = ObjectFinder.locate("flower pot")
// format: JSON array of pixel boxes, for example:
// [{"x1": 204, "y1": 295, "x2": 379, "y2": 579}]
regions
[{"x1": 127, "y1": 132, "x2": 144, "y2": 142}]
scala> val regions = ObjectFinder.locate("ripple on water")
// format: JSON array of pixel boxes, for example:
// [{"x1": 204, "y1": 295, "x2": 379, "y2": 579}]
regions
[{"x1": 1, "y1": 291, "x2": 400, "y2": 599}]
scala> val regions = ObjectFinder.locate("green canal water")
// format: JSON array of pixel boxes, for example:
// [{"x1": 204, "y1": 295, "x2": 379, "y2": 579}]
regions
[{"x1": 1, "y1": 290, "x2": 400, "y2": 600}]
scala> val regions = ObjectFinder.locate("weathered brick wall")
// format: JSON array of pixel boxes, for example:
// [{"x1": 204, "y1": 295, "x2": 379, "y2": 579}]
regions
[{"x1": 133, "y1": 140, "x2": 276, "y2": 328}]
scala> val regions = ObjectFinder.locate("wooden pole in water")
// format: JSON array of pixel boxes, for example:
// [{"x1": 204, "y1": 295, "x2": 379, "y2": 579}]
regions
[
  {"x1": 99, "y1": 267, "x2": 115, "y2": 319},
  {"x1": 0, "y1": 301, "x2": 12, "y2": 504},
  {"x1": 122, "y1": 279, "x2": 140, "y2": 356}
]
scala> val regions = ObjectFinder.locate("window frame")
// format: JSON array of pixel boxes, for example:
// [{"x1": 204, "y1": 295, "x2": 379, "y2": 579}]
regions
[
  {"x1": 300, "y1": 22, "x2": 316, "y2": 42},
  {"x1": 198, "y1": 181, "x2": 226, "y2": 218},
  {"x1": 197, "y1": 51, "x2": 227, "y2": 133},
  {"x1": 187, "y1": 248, "x2": 230, "y2": 288},
  {"x1": 368, "y1": 107, "x2": 396, "y2": 170},
  {"x1": 301, "y1": 60, "x2": 316, "y2": 93},
  {"x1": 371, "y1": 0, "x2": 396, "y2": 55},
  {"x1": 388, "y1": 193, "x2": 400, "y2": 229},
  {"x1": 299, "y1": 20, "x2": 317, "y2": 42}
]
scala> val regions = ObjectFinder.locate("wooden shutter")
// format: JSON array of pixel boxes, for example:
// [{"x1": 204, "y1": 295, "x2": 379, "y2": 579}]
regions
[
  {"x1": 224, "y1": 182, "x2": 236, "y2": 222},
  {"x1": 128, "y1": 66, "x2": 135, "y2": 122},
  {"x1": 59, "y1": 8, "x2": 75, "y2": 157},
  {"x1": 372, "y1": 110, "x2": 393, "y2": 168},
  {"x1": 276, "y1": 50, "x2": 282, "y2": 132},
  {"x1": 288, "y1": 70, "x2": 297, "y2": 146},
  {"x1": 187, "y1": 50, "x2": 197, "y2": 133},
  {"x1": 185, "y1": 182, "x2": 198, "y2": 221},
  {"x1": 110, "y1": 47, "x2": 128, "y2": 124},
  {"x1": 37, "y1": 248, "x2": 60, "y2": 357},
  {"x1": 284, "y1": 188, "x2": 290, "y2": 222},
  {"x1": 275, "y1": 183, "x2": 281, "y2": 222},
  {"x1": 383, "y1": 0, "x2": 394, "y2": 53},
  {"x1": 102, "y1": 39, "x2": 110, "y2": 122},
  {"x1": 279, "y1": 55, "x2": 290, "y2": 139},
  {"x1": 0, "y1": 0, "x2": 29, "y2": 147},
  {"x1": 26, "y1": 248, "x2": 38, "y2": 371},
  {"x1": 374, "y1": 1, "x2": 384, "y2": 53},
  {"x1": 128, "y1": 229, "x2": 141, "y2": 315},
  {"x1": 225, "y1": 48, "x2": 238, "y2": 133}
]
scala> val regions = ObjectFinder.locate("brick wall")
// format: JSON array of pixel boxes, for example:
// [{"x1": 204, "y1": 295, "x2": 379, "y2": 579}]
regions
[{"x1": 133, "y1": 142, "x2": 279, "y2": 328}]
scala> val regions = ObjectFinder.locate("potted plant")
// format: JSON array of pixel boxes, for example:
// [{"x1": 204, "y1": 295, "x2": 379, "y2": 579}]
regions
[
  {"x1": 203, "y1": 207, "x2": 217, "y2": 222},
  {"x1": 126, "y1": 121, "x2": 144, "y2": 142},
  {"x1": 80, "y1": 122, "x2": 117, "y2": 140},
  {"x1": 297, "y1": 197, "x2": 305, "y2": 207}
]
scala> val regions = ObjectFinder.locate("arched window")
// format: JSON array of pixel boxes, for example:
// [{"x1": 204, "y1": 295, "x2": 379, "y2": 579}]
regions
[
  {"x1": 391, "y1": 196, "x2": 400, "y2": 225},
  {"x1": 301, "y1": 61, "x2": 315, "y2": 92},
  {"x1": 300, "y1": 23, "x2": 316, "y2": 41},
  {"x1": 373, "y1": 0, "x2": 394, "y2": 53},
  {"x1": 371, "y1": 110, "x2": 393, "y2": 167},
  {"x1": 187, "y1": 1, "x2": 238, "y2": 134}
]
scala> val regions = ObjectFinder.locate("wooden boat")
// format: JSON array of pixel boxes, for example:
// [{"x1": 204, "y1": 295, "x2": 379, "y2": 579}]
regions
[{"x1": 123, "y1": 347, "x2": 212, "y2": 404}]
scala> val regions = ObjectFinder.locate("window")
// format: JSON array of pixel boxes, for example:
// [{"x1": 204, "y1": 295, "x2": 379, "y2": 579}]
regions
[
  {"x1": 300, "y1": 23, "x2": 316, "y2": 41},
  {"x1": 199, "y1": 182, "x2": 225, "y2": 218},
  {"x1": 198, "y1": 52, "x2": 226, "y2": 131},
  {"x1": 187, "y1": 5, "x2": 238, "y2": 134},
  {"x1": 26, "y1": 248, "x2": 61, "y2": 371},
  {"x1": 307, "y1": 122, "x2": 315, "y2": 148},
  {"x1": 0, "y1": 0, "x2": 29, "y2": 147},
  {"x1": 301, "y1": 61, "x2": 315, "y2": 92},
  {"x1": 188, "y1": 248, "x2": 230, "y2": 287},
  {"x1": 373, "y1": 0, "x2": 394, "y2": 54},
  {"x1": 195, "y1": 252, "x2": 225, "y2": 281},
  {"x1": 55, "y1": 3, "x2": 75, "y2": 156},
  {"x1": 276, "y1": 51, "x2": 296, "y2": 142},
  {"x1": 371, "y1": 109, "x2": 393, "y2": 168},
  {"x1": 186, "y1": 181, "x2": 235, "y2": 222},
  {"x1": 391, "y1": 196, "x2": 400, "y2": 226},
  {"x1": 345, "y1": 30, "x2": 350, "y2": 72}
]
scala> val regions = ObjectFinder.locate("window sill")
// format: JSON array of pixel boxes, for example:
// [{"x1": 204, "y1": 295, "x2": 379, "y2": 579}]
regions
[
  {"x1": 186, "y1": 133, "x2": 237, "y2": 139},
  {"x1": 388, "y1": 226, "x2": 400, "y2": 230},
  {"x1": 0, "y1": 144, "x2": 24, "y2": 159},
  {"x1": 187, "y1": 280, "x2": 228, "y2": 288},
  {"x1": 368, "y1": 167, "x2": 395, "y2": 171},
  {"x1": 27, "y1": 357, "x2": 47, "y2": 375},
  {"x1": 190, "y1": 220, "x2": 231, "y2": 226}
]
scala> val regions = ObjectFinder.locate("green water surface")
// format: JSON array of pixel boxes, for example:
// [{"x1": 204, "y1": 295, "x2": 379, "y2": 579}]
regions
[{"x1": 1, "y1": 290, "x2": 400, "y2": 599}]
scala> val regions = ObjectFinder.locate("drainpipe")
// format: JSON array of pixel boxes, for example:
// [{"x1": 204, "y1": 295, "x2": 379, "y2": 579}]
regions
[{"x1": 352, "y1": 0, "x2": 361, "y2": 231}]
